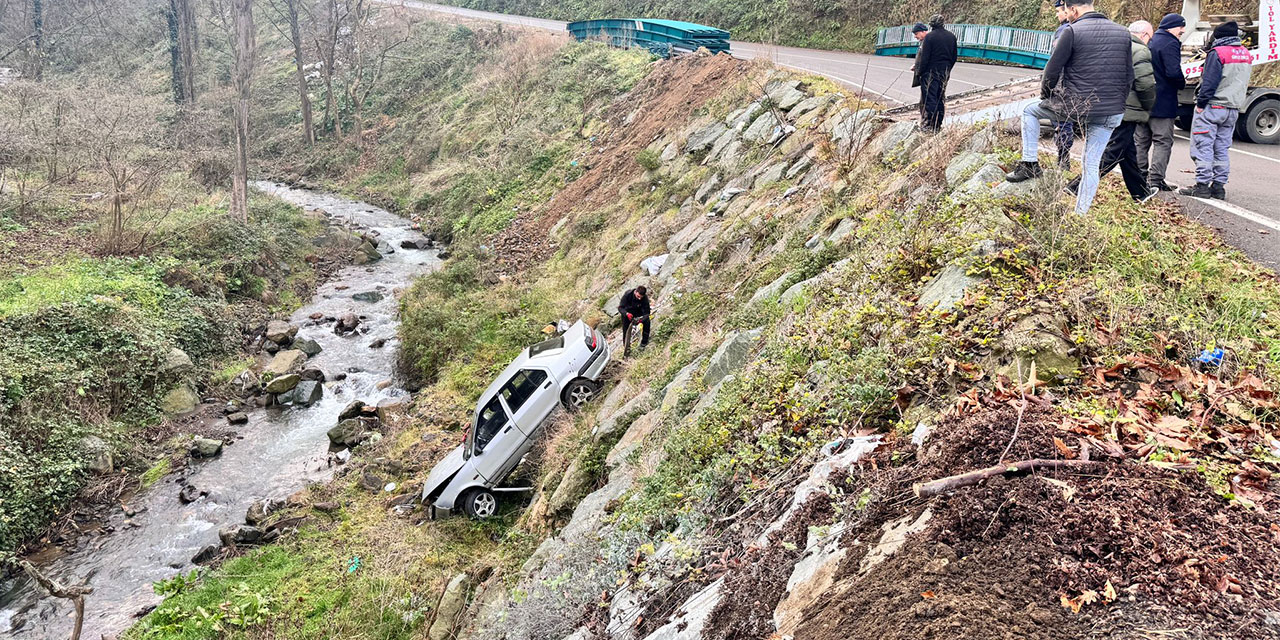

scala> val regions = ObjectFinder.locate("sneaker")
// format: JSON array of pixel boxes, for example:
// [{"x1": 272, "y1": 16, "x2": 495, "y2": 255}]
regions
[
  {"x1": 1006, "y1": 161, "x2": 1043, "y2": 183},
  {"x1": 1137, "y1": 187, "x2": 1158, "y2": 204},
  {"x1": 1178, "y1": 183, "x2": 1214, "y2": 198},
  {"x1": 1152, "y1": 181, "x2": 1178, "y2": 192},
  {"x1": 1210, "y1": 182, "x2": 1226, "y2": 200}
]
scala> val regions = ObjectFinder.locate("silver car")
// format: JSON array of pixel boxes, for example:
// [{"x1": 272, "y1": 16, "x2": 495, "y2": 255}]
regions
[{"x1": 421, "y1": 320, "x2": 610, "y2": 518}]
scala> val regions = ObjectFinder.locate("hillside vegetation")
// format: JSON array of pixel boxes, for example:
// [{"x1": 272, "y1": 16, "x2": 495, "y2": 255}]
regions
[{"x1": 125, "y1": 21, "x2": 1280, "y2": 640}]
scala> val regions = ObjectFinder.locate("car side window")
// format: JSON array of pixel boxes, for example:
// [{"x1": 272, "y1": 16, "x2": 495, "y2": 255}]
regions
[
  {"x1": 500, "y1": 369, "x2": 547, "y2": 414},
  {"x1": 473, "y1": 396, "x2": 508, "y2": 453}
]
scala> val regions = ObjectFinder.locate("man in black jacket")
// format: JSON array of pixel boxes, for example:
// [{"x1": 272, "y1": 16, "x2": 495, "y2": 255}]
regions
[
  {"x1": 912, "y1": 15, "x2": 958, "y2": 133},
  {"x1": 1006, "y1": 0, "x2": 1132, "y2": 215},
  {"x1": 1137, "y1": 13, "x2": 1187, "y2": 191},
  {"x1": 618, "y1": 286, "x2": 651, "y2": 352}
]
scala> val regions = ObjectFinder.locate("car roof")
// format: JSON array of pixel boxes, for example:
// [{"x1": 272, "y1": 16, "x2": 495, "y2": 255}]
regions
[{"x1": 473, "y1": 320, "x2": 588, "y2": 413}]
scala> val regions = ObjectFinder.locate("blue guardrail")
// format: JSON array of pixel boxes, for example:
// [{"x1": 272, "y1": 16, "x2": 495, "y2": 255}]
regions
[
  {"x1": 568, "y1": 18, "x2": 731, "y2": 57},
  {"x1": 876, "y1": 24, "x2": 1054, "y2": 69}
]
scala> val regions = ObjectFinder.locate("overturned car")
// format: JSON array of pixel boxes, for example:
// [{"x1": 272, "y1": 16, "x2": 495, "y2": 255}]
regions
[{"x1": 422, "y1": 320, "x2": 610, "y2": 518}]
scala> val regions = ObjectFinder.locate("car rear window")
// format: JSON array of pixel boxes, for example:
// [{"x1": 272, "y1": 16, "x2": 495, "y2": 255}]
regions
[{"x1": 528, "y1": 336, "x2": 564, "y2": 357}]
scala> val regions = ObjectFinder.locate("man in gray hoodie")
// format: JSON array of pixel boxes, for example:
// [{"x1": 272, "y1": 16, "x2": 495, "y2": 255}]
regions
[{"x1": 1179, "y1": 22, "x2": 1254, "y2": 200}]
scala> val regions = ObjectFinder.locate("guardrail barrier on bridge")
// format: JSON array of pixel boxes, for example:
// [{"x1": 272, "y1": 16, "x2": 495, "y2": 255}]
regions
[
  {"x1": 567, "y1": 18, "x2": 731, "y2": 57},
  {"x1": 876, "y1": 24, "x2": 1054, "y2": 69}
]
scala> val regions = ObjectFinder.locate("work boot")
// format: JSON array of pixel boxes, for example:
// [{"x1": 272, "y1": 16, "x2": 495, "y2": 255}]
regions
[
  {"x1": 1178, "y1": 182, "x2": 1214, "y2": 198},
  {"x1": 1005, "y1": 161, "x2": 1043, "y2": 183},
  {"x1": 1210, "y1": 181, "x2": 1226, "y2": 200}
]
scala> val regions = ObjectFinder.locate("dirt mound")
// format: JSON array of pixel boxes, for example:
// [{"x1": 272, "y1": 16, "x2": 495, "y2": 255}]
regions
[
  {"x1": 792, "y1": 406, "x2": 1280, "y2": 640},
  {"x1": 488, "y1": 51, "x2": 748, "y2": 275}
]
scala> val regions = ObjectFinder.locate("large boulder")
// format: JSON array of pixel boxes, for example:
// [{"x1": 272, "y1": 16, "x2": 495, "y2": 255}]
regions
[
  {"x1": 338, "y1": 400, "x2": 367, "y2": 421},
  {"x1": 428, "y1": 573, "x2": 476, "y2": 640},
  {"x1": 81, "y1": 436, "x2": 114, "y2": 474},
  {"x1": 703, "y1": 328, "x2": 764, "y2": 388},
  {"x1": 353, "y1": 241, "x2": 383, "y2": 264},
  {"x1": 352, "y1": 290, "x2": 384, "y2": 303},
  {"x1": 263, "y1": 349, "x2": 307, "y2": 377},
  {"x1": 218, "y1": 524, "x2": 265, "y2": 547},
  {"x1": 265, "y1": 320, "x2": 298, "y2": 345},
  {"x1": 160, "y1": 347, "x2": 194, "y2": 379},
  {"x1": 918, "y1": 264, "x2": 984, "y2": 312},
  {"x1": 263, "y1": 373, "x2": 301, "y2": 394},
  {"x1": 293, "y1": 338, "x2": 322, "y2": 358},
  {"x1": 743, "y1": 110, "x2": 782, "y2": 144},
  {"x1": 685, "y1": 121, "x2": 728, "y2": 155},
  {"x1": 764, "y1": 79, "x2": 806, "y2": 111},
  {"x1": 161, "y1": 384, "x2": 200, "y2": 416},
  {"x1": 328, "y1": 418, "x2": 371, "y2": 446},
  {"x1": 279, "y1": 380, "x2": 322, "y2": 407}
]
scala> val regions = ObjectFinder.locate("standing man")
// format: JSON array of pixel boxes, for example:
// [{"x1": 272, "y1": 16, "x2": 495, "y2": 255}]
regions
[
  {"x1": 909, "y1": 21, "x2": 929, "y2": 125},
  {"x1": 1051, "y1": 0, "x2": 1077, "y2": 169},
  {"x1": 1180, "y1": 22, "x2": 1253, "y2": 200},
  {"x1": 1005, "y1": 0, "x2": 1132, "y2": 215},
  {"x1": 1137, "y1": 13, "x2": 1187, "y2": 191},
  {"x1": 617, "y1": 285, "x2": 651, "y2": 354},
  {"x1": 1068, "y1": 21, "x2": 1156, "y2": 202},
  {"x1": 912, "y1": 15, "x2": 958, "y2": 133}
]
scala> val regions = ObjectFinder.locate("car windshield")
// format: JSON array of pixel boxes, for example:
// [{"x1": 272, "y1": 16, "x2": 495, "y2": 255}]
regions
[{"x1": 472, "y1": 396, "x2": 508, "y2": 454}]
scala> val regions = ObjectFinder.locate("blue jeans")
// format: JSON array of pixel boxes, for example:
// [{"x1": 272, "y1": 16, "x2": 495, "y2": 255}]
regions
[{"x1": 1021, "y1": 101, "x2": 1124, "y2": 214}]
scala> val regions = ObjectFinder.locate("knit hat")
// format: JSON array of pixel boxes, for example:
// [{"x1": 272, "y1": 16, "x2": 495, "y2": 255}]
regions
[
  {"x1": 911, "y1": 22, "x2": 928, "y2": 33},
  {"x1": 929, "y1": 14, "x2": 945, "y2": 28},
  {"x1": 1212, "y1": 21, "x2": 1238, "y2": 40},
  {"x1": 1158, "y1": 13, "x2": 1185, "y2": 30}
]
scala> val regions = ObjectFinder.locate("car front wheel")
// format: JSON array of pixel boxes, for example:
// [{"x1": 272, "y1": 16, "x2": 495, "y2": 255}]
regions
[
  {"x1": 461, "y1": 489, "x2": 498, "y2": 519},
  {"x1": 561, "y1": 379, "x2": 601, "y2": 411}
]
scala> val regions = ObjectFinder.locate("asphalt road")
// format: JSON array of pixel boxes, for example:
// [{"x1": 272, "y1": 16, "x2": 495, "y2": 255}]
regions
[{"x1": 384, "y1": 1, "x2": 1277, "y2": 269}]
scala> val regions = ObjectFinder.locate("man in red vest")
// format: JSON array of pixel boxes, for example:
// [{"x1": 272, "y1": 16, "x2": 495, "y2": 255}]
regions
[{"x1": 1180, "y1": 22, "x2": 1254, "y2": 200}]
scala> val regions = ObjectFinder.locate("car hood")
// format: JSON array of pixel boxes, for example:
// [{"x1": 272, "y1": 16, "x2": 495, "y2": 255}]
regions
[{"x1": 421, "y1": 445, "x2": 467, "y2": 500}]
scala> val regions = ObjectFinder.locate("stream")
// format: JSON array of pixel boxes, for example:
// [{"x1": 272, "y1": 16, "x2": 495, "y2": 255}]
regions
[{"x1": 0, "y1": 183, "x2": 439, "y2": 639}]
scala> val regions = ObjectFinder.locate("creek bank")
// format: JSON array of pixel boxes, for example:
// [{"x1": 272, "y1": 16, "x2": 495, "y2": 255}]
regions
[{"x1": 0, "y1": 184, "x2": 440, "y2": 640}]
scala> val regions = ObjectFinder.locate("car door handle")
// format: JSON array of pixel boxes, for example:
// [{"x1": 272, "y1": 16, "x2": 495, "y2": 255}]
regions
[
  {"x1": 502, "y1": 425, "x2": 512, "y2": 433},
  {"x1": 543, "y1": 381, "x2": 553, "y2": 389}
]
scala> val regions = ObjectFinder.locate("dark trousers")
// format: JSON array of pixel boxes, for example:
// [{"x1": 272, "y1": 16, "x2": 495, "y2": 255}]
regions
[
  {"x1": 1054, "y1": 121, "x2": 1076, "y2": 167},
  {"x1": 622, "y1": 315, "x2": 649, "y2": 346},
  {"x1": 920, "y1": 76, "x2": 947, "y2": 132},
  {"x1": 1069, "y1": 120, "x2": 1149, "y2": 200}
]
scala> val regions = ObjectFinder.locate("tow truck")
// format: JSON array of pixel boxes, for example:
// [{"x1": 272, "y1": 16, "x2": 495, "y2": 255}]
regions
[{"x1": 1176, "y1": 0, "x2": 1280, "y2": 143}]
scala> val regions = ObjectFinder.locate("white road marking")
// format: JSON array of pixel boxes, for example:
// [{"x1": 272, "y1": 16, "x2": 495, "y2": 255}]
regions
[
  {"x1": 1186, "y1": 196, "x2": 1280, "y2": 233},
  {"x1": 1174, "y1": 134, "x2": 1280, "y2": 164}
]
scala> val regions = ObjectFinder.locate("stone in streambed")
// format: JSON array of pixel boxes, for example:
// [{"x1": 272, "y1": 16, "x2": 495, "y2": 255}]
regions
[
  {"x1": 352, "y1": 290, "x2": 384, "y2": 303},
  {"x1": 401, "y1": 238, "x2": 432, "y2": 250},
  {"x1": 328, "y1": 419, "x2": 371, "y2": 446},
  {"x1": 263, "y1": 349, "x2": 307, "y2": 376},
  {"x1": 191, "y1": 437, "x2": 223, "y2": 458},
  {"x1": 335, "y1": 313, "x2": 360, "y2": 335},
  {"x1": 339, "y1": 400, "x2": 367, "y2": 421},
  {"x1": 218, "y1": 524, "x2": 265, "y2": 547},
  {"x1": 191, "y1": 544, "x2": 220, "y2": 564},
  {"x1": 293, "y1": 337, "x2": 322, "y2": 357},
  {"x1": 279, "y1": 380, "x2": 323, "y2": 407},
  {"x1": 265, "y1": 320, "x2": 298, "y2": 345},
  {"x1": 227, "y1": 412, "x2": 249, "y2": 425},
  {"x1": 263, "y1": 373, "x2": 301, "y2": 394},
  {"x1": 299, "y1": 368, "x2": 326, "y2": 382}
]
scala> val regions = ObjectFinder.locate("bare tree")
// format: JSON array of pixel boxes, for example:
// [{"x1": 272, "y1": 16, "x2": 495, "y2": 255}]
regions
[
  {"x1": 165, "y1": 0, "x2": 198, "y2": 104},
  {"x1": 313, "y1": 0, "x2": 348, "y2": 139},
  {"x1": 270, "y1": 0, "x2": 314, "y2": 145},
  {"x1": 481, "y1": 32, "x2": 559, "y2": 134},
  {"x1": 340, "y1": 1, "x2": 414, "y2": 149},
  {"x1": 29, "y1": 0, "x2": 43, "y2": 79},
  {"x1": 229, "y1": 0, "x2": 255, "y2": 222},
  {"x1": 79, "y1": 92, "x2": 172, "y2": 253}
]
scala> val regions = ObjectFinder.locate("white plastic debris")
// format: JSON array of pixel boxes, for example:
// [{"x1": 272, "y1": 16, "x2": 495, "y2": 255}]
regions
[{"x1": 640, "y1": 254, "x2": 668, "y2": 276}]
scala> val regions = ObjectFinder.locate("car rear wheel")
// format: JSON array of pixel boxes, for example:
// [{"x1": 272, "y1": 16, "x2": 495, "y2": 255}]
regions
[
  {"x1": 561, "y1": 379, "x2": 601, "y2": 411},
  {"x1": 461, "y1": 489, "x2": 498, "y2": 519},
  {"x1": 1241, "y1": 99, "x2": 1280, "y2": 145}
]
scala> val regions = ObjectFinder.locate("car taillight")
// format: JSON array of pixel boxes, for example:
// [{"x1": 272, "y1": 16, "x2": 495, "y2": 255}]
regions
[{"x1": 586, "y1": 330, "x2": 597, "y2": 350}]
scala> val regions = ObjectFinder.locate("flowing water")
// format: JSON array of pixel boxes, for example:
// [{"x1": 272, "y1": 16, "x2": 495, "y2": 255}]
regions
[{"x1": 0, "y1": 183, "x2": 438, "y2": 639}]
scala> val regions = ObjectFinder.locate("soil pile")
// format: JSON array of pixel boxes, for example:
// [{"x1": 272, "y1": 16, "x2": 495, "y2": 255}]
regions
[{"x1": 790, "y1": 406, "x2": 1280, "y2": 640}]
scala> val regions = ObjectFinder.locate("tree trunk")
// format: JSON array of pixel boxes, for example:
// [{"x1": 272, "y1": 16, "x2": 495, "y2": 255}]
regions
[
  {"x1": 176, "y1": 0, "x2": 197, "y2": 103},
  {"x1": 166, "y1": 1, "x2": 185, "y2": 103},
  {"x1": 230, "y1": 0, "x2": 255, "y2": 223},
  {"x1": 285, "y1": 0, "x2": 314, "y2": 145},
  {"x1": 30, "y1": 0, "x2": 43, "y2": 80}
]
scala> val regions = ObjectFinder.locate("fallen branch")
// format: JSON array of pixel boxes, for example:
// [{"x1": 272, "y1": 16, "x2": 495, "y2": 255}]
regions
[
  {"x1": 913, "y1": 459, "x2": 1102, "y2": 499},
  {"x1": 19, "y1": 560, "x2": 93, "y2": 640}
]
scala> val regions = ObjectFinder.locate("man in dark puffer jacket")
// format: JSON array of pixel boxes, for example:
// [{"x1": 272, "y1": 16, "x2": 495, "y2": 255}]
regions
[{"x1": 1006, "y1": 0, "x2": 1133, "y2": 215}]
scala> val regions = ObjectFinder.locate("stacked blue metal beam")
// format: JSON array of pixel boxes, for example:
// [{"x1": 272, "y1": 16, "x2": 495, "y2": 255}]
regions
[{"x1": 567, "y1": 18, "x2": 731, "y2": 57}]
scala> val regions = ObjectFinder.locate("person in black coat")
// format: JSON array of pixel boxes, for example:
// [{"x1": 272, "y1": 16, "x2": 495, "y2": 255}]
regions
[
  {"x1": 1136, "y1": 13, "x2": 1187, "y2": 191},
  {"x1": 912, "y1": 15, "x2": 958, "y2": 133},
  {"x1": 618, "y1": 286, "x2": 651, "y2": 350}
]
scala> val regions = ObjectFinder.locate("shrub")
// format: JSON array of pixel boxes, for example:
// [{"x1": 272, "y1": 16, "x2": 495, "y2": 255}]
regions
[{"x1": 635, "y1": 149, "x2": 661, "y2": 171}]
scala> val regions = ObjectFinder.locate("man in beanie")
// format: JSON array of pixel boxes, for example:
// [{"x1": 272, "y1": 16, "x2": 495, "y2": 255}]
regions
[
  {"x1": 1180, "y1": 21, "x2": 1253, "y2": 200},
  {"x1": 911, "y1": 22, "x2": 928, "y2": 42},
  {"x1": 1136, "y1": 13, "x2": 1187, "y2": 191},
  {"x1": 1006, "y1": 0, "x2": 1132, "y2": 215},
  {"x1": 912, "y1": 15, "x2": 958, "y2": 133}
]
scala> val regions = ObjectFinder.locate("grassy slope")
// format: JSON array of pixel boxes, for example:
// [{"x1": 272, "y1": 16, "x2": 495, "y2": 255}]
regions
[{"x1": 126, "y1": 21, "x2": 1280, "y2": 639}]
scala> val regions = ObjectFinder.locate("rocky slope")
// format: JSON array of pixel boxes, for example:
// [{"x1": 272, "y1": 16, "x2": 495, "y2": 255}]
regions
[{"x1": 126, "y1": 36, "x2": 1280, "y2": 640}]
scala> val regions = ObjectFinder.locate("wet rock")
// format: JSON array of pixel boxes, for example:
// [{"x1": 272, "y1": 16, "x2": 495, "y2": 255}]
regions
[
  {"x1": 339, "y1": 400, "x2": 367, "y2": 421},
  {"x1": 368, "y1": 338, "x2": 387, "y2": 349},
  {"x1": 376, "y1": 379, "x2": 393, "y2": 390},
  {"x1": 191, "y1": 544, "x2": 220, "y2": 565},
  {"x1": 227, "y1": 411, "x2": 249, "y2": 425},
  {"x1": 280, "y1": 380, "x2": 323, "y2": 407},
  {"x1": 178, "y1": 484, "x2": 204, "y2": 504},
  {"x1": 161, "y1": 347, "x2": 195, "y2": 379},
  {"x1": 263, "y1": 373, "x2": 301, "y2": 394},
  {"x1": 309, "y1": 312, "x2": 324, "y2": 320},
  {"x1": 245, "y1": 498, "x2": 284, "y2": 526},
  {"x1": 352, "y1": 290, "x2": 384, "y2": 303},
  {"x1": 223, "y1": 399, "x2": 243, "y2": 414},
  {"x1": 299, "y1": 368, "x2": 326, "y2": 382},
  {"x1": 436, "y1": 249, "x2": 452, "y2": 260},
  {"x1": 332, "y1": 372, "x2": 347, "y2": 381},
  {"x1": 263, "y1": 349, "x2": 307, "y2": 376},
  {"x1": 703, "y1": 328, "x2": 764, "y2": 387},
  {"x1": 328, "y1": 418, "x2": 371, "y2": 446},
  {"x1": 353, "y1": 241, "x2": 383, "y2": 264},
  {"x1": 400, "y1": 238, "x2": 432, "y2": 250},
  {"x1": 293, "y1": 337, "x2": 322, "y2": 357},
  {"x1": 191, "y1": 437, "x2": 223, "y2": 458},
  {"x1": 218, "y1": 524, "x2": 265, "y2": 547},
  {"x1": 231, "y1": 369, "x2": 259, "y2": 397},
  {"x1": 81, "y1": 436, "x2": 114, "y2": 474},
  {"x1": 263, "y1": 341, "x2": 280, "y2": 354},
  {"x1": 265, "y1": 320, "x2": 298, "y2": 345},
  {"x1": 428, "y1": 573, "x2": 476, "y2": 640},
  {"x1": 335, "y1": 313, "x2": 360, "y2": 335},
  {"x1": 375, "y1": 396, "x2": 409, "y2": 422}
]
